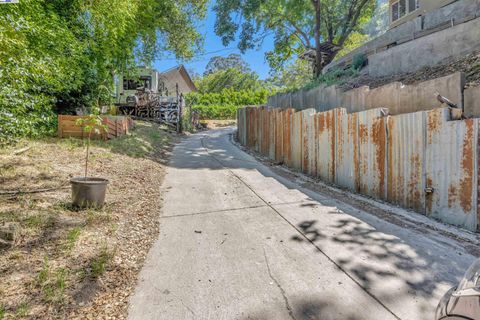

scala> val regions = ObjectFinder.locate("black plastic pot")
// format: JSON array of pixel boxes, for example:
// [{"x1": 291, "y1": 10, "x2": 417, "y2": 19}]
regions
[{"x1": 70, "y1": 177, "x2": 108, "y2": 208}]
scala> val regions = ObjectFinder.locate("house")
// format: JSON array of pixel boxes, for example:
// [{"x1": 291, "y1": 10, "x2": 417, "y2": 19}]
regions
[
  {"x1": 116, "y1": 65, "x2": 197, "y2": 106},
  {"x1": 389, "y1": 0, "x2": 458, "y2": 28},
  {"x1": 324, "y1": 0, "x2": 480, "y2": 77},
  {"x1": 158, "y1": 65, "x2": 197, "y2": 97}
]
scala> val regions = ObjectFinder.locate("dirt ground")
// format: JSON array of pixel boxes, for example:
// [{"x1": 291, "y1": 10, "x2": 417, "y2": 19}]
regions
[
  {"x1": 0, "y1": 121, "x2": 177, "y2": 319},
  {"x1": 201, "y1": 119, "x2": 237, "y2": 130}
]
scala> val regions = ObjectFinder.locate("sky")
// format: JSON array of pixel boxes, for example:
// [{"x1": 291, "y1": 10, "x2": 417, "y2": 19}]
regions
[{"x1": 153, "y1": 4, "x2": 275, "y2": 80}]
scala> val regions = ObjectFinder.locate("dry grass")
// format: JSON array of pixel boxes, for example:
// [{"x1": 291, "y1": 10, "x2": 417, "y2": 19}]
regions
[{"x1": 0, "y1": 121, "x2": 177, "y2": 319}]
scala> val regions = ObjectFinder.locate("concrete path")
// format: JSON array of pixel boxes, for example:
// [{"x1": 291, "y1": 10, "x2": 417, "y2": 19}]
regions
[{"x1": 128, "y1": 128, "x2": 477, "y2": 320}]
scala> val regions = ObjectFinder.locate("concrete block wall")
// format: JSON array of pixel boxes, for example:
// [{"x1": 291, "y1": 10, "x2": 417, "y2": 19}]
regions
[{"x1": 268, "y1": 72, "x2": 465, "y2": 116}]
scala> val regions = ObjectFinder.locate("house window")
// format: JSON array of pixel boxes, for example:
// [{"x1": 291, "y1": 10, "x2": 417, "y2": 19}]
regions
[
  {"x1": 123, "y1": 76, "x2": 152, "y2": 90},
  {"x1": 409, "y1": 0, "x2": 418, "y2": 12},
  {"x1": 391, "y1": 0, "x2": 417, "y2": 22},
  {"x1": 392, "y1": 2, "x2": 399, "y2": 21}
]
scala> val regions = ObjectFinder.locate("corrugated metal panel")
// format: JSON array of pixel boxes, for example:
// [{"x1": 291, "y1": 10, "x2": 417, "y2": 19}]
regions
[
  {"x1": 291, "y1": 110, "x2": 303, "y2": 171},
  {"x1": 274, "y1": 109, "x2": 284, "y2": 163},
  {"x1": 425, "y1": 108, "x2": 478, "y2": 231},
  {"x1": 315, "y1": 109, "x2": 338, "y2": 183},
  {"x1": 260, "y1": 107, "x2": 270, "y2": 156},
  {"x1": 301, "y1": 109, "x2": 317, "y2": 175},
  {"x1": 268, "y1": 108, "x2": 276, "y2": 160},
  {"x1": 238, "y1": 105, "x2": 479, "y2": 232},
  {"x1": 358, "y1": 108, "x2": 388, "y2": 199},
  {"x1": 386, "y1": 111, "x2": 426, "y2": 212},
  {"x1": 335, "y1": 108, "x2": 356, "y2": 190},
  {"x1": 283, "y1": 109, "x2": 294, "y2": 167}
]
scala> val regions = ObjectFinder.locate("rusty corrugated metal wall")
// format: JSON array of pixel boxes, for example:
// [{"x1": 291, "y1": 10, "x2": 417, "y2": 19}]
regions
[{"x1": 237, "y1": 106, "x2": 479, "y2": 232}]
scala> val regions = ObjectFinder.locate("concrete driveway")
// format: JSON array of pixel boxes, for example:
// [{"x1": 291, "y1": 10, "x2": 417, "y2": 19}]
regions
[{"x1": 128, "y1": 127, "x2": 478, "y2": 320}]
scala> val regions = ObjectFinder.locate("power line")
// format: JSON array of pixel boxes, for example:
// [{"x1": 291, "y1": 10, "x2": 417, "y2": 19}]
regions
[{"x1": 155, "y1": 47, "x2": 238, "y2": 62}]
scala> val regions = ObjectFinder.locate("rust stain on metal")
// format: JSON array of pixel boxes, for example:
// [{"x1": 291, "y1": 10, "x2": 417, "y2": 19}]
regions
[
  {"x1": 372, "y1": 118, "x2": 386, "y2": 198},
  {"x1": 350, "y1": 113, "x2": 360, "y2": 192},
  {"x1": 448, "y1": 184, "x2": 458, "y2": 208},
  {"x1": 427, "y1": 109, "x2": 442, "y2": 144},
  {"x1": 459, "y1": 119, "x2": 474, "y2": 213},
  {"x1": 409, "y1": 153, "x2": 422, "y2": 210},
  {"x1": 328, "y1": 111, "x2": 336, "y2": 181},
  {"x1": 386, "y1": 117, "x2": 394, "y2": 202},
  {"x1": 358, "y1": 123, "x2": 368, "y2": 144},
  {"x1": 303, "y1": 113, "x2": 309, "y2": 173}
]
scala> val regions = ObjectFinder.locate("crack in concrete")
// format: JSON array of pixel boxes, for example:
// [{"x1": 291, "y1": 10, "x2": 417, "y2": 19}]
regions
[
  {"x1": 263, "y1": 248, "x2": 297, "y2": 320},
  {"x1": 200, "y1": 134, "x2": 402, "y2": 320},
  {"x1": 161, "y1": 201, "x2": 318, "y2": 219}
]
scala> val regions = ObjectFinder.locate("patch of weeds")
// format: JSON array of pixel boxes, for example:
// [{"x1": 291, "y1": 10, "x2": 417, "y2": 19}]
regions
[
  {"x1": 59, "y1": 137, "x2": 83, "y2": 151},
  {"x1": 37, "y1": 257, "x2": 50, "y2": 285},
  {"x1": 64, "y1": 227, "x2": 82, "y2": 251},
  {"x1": 0, "y1": 304, "x2": 5, "y2": 320},
  {"x1": 17, "y1": 195, "x2": 37, "y2": 210},
  {"x1": 90, "y1": 245, "x2": 113, "y2": 279},
  {"x1": 15, "y1": 301, "x2": 28, "y2": 317},
  {"x1": 86, "y1": 208, "x2": 111, "y2": 225},
  {"x1": 0, "y1": 210, "x2": 18, "y2": 224},
  {"x1": 53, "y1": 201, "x2": 81, "y2": 212},
  {"x1": 37, "y1": 257, "x2": 69, "y2": 303},
  {"x1": 24, "y1": 214, "x2": 55, "y2": 229}
]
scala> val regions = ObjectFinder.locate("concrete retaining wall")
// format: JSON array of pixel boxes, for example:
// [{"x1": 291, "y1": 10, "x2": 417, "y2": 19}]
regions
[
  {"x1": 237, "y1": 106, "x2": 480, "y2": 232},
  {"x1": 369, "y1": 18, "x2": 480, "y2": 77},
  {"x1": 268, "y1": 72, "x2": 464, "y2": 115},
  {"x1": 465, "y1": 85, "x2": 480, "y2": 118},
  {"x1": 324, "y1": 0, "x2": 480, "y2": 77}
]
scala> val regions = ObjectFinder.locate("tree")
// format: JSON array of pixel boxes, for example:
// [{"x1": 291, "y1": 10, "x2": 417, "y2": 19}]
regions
[
  {"x1": 214, "y1": 0, "x2": 376, "y2": 77},
  {"x1": 267, "y1": 59, "x2": 314, "y2": 91},
  {"x1": 195, "y1": 68, "x2": 263, "y2": 93},
  {"x1": 204, "y1": 54, "x2": 251, "y2": 76},
  {"x1": 0, "y1": 0, "x2": 208, "y2": 142}
]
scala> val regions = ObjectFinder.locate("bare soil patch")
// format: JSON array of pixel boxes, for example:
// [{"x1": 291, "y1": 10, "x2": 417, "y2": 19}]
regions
[
  {"x1": 0, "y1": 121, "x2": 177, "y2": 319},
  {"x1": 201, "y1": 120, "x2": 237, "y2": 130}
]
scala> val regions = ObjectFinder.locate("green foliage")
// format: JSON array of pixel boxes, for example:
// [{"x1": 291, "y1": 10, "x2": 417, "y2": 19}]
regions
[
  {"x1": 303, "y1": 67, "x2": 360, "y2": 90},
  {"x1": 90, "y1": 245, "x2": 113, "y2": 279},
  {"x1": 267, "y1": 59, "x2": 313, "y2": 92},
  {"x1": 64, "y1": 227, "x2": 82, "y2": 251},
  {"x1": 37, "y1": 257, "x2": 68, "y2": 303},
  {"x1": 192, "y1": 105, "x2": 239, "y2": 120},
  {"x1": 187, "y1": 88, "x2": 269, "y2": 106},
  {"x1": 214, "y1": 0, "x2": 376, "y2": 72},
  {"x1": 195, "y1": 68, "x2": 264, "y2": 93},
  {"x1": 0, "y1": 0, "x2": 207, "y2": 144},
  {"x1": 336, "y1": 32, "x2": 370, "y2": 59},
  {"x1": 352, "y1": 53, "x2": 368, "y2": 70},
  {"x1": 204, "y1": 54, "x2": 251, "y2": 76}
]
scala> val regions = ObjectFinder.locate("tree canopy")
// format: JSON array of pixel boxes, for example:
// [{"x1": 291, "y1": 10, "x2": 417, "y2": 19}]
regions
[
  {"x1": 0, "y1": 0, "x2": 207, "y2": 142},
  {"x1": 195, "y1": 68, "x2": 264, "y2": 94},
  {"x1": 214, "y1": 0, "x2": 376, "y2": 76},
  {"x1": 204, "y1": 54, "x2": 251, "y2": 76}
]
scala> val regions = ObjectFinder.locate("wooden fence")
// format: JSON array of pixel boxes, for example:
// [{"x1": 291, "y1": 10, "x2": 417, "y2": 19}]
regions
[{"x1": 57, "y1": 115, "x2": 134, "y2": 140}]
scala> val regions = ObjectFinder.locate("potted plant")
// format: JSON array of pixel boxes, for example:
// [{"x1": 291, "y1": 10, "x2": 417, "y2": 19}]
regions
[{"x1": 70, "y1": 115, "x2": 109, "y2": 208}]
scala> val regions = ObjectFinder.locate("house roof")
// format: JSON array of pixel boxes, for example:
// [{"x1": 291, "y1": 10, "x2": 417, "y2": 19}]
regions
[{"x1": 160, "y1": 65, "x2": 197, "y2": 94}]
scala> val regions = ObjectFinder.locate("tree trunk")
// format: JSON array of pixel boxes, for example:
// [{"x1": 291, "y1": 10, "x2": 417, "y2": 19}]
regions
[{"x1": 313, "y1": 0, "x2": 322, "y2": 78}]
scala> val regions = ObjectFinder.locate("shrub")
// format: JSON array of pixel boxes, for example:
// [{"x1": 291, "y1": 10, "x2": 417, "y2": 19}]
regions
[{"x1": 191, "y1": 105, "x2": 240, "y2": 120}]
